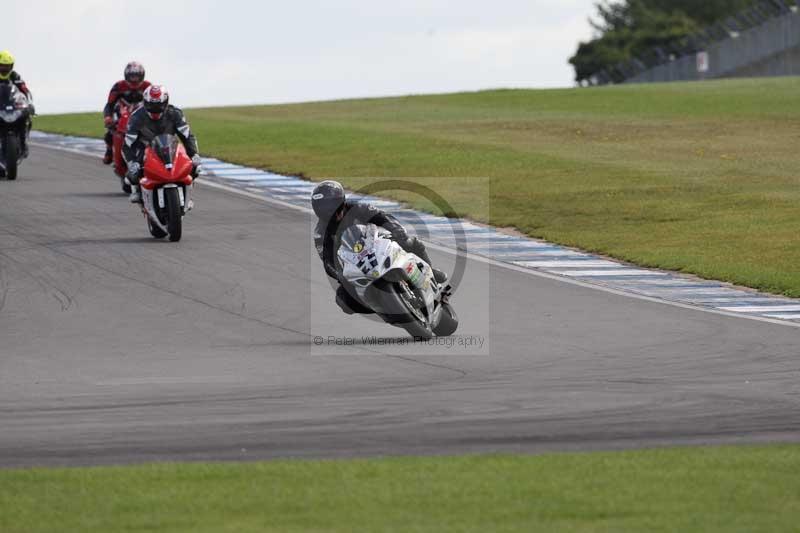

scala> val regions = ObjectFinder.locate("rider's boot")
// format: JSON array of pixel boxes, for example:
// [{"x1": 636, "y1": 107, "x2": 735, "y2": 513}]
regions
[
  {"x1": 21, "y1": 121, "x2": 31, "y2": 158},
  {"x1": 432, "y1": 268, "x2": 448, "y2": 284},
  {"x1": 129, "y1": 186, "x2": 142, "y2": 204},
  {"x1": 441, "y1": 284, "x2": 453, "y2": 304},
  {"x1": 20, "y1": 135, "x2": 29, "y2": 158},
  {"x1": 102, "y1": 131, "x2": 113, "y2": 164}
]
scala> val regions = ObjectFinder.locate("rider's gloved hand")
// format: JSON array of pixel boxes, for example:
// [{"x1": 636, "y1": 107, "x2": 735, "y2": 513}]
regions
[
  {"x1": 29, "y1": 104, "x2": 36, "y2": 116},
  {"x1": 126, "y1": 162, "x2": 141, "y2": 184},
  {"x1": 400, "y1": 235, "x2": 423, "y2": 254},
  {"x1": 191, "y1": 154, "x2": 202, "y2": 178},
  {"x1": 104, "y1": 116, "x2": 113, "y2": 128}
]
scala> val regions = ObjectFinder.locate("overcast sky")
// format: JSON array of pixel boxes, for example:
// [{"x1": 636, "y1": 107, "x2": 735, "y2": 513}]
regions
[{"x1": 7, "y1": 0, "x2": 596, "y2": 114}]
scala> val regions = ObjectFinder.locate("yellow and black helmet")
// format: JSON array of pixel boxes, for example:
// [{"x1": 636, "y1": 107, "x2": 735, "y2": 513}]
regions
[{"x1": 0, "y1": 50, "x2": 14, "y2": 81}]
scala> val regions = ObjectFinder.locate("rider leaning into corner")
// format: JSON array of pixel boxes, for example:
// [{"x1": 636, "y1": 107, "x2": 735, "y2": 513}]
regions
[
  {"x1": 122, "y1": 85, "x2": 201, "y2": 203},
  {"x1": 312, "y1": 180, "x2": 448, "y2": 315},
  {"x1": 102, "y1": 61, "x2": 151, "y2": 164},
  {"x1": 0, "y1": 50, "x2": 35, "y2": 157}
]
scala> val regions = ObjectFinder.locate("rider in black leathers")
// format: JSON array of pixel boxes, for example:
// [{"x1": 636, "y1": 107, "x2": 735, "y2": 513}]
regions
[
  {"x1": 0, "y1": 50, "x2": 34, "y2": 158},
  {"x1": 122, "y1": 85, "x2": 200, "y2": 203},
  {"x1": 312, "y1": 180, "x2": 447, "y2": 315}
]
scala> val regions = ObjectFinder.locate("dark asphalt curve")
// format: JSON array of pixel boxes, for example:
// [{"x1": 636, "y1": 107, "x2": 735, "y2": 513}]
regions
[{"x1": 1, "y1": 146, "x2": 799, "y2": 468}]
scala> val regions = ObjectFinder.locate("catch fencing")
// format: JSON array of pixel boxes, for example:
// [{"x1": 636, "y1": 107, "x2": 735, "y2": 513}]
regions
[{"x1": 625, "y1": 10, "x2": 800, "y2": 83}]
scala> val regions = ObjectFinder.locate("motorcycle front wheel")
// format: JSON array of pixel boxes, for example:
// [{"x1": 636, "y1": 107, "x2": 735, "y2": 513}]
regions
[
  {"x1": 146, "y1": 216, "x2": 167, "y2": 239},
  {"x1": 370, "y1": 279, "x2": 434, "y2": 340},
  {"x1": 4, "y1": 134, "x2": 18, "y2": 180},
  {"x1": 164, "y1": 187, "x2": 182, "y2": 242}
]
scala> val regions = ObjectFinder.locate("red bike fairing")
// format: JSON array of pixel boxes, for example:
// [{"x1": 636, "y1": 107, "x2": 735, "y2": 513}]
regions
[
  {"x1": 104, "y1": 80, "x2": 150, "y2": 154},
  {"x1": 141, "y1": 142, "x2": 193, "y2": 190},
  {"x1": 112, "y1": 102, "x2": 140, "y2": 178}
]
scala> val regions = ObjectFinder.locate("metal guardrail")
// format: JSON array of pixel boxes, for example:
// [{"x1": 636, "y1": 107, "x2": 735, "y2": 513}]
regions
[
  {"x1": 585, "y1": 1, "x2": 800, "y2": 85},
  {"x1": 625, "y1": 9, "x2": 800, "y2": 83}
]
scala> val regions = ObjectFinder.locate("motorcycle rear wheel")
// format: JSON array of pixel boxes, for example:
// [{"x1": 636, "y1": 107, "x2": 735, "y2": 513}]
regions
[{"x1": 433, "y1": 302, "x2": 459, "y2": 337}]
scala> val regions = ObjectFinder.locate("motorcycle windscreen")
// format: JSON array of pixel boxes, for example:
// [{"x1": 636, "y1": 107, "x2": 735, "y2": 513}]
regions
[
  {"x1": 339, "y1": 224, "x2": 368, "y2": 254},
  {"x1": 151, "y1": 134, "x2": 179, "y2": 168}
]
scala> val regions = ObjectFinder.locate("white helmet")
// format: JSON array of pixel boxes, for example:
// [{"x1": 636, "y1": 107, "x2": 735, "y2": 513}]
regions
[{"x1": 143, "y1": 85, "x2": 169, "y2": 119}]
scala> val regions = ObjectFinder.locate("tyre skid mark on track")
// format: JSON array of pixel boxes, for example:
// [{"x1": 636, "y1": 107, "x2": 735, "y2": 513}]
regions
[
  {"x1": 0, "y1": 259, "x2": 7, "y2": 313},
  {"x1": 8, "y1": 217, "x2": 468, "y2": 378},
  {"x1": 0, "y1": 249, "x2": 75, "y2": 311}
]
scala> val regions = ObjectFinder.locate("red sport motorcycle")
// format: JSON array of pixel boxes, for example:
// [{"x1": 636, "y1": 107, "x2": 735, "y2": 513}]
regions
[
  {"x1": 111, "y1": 100, "x2": 141, "y2": 193},
  {"x1": 139, "y1": 133, "x2": 194, "y2": 242}
]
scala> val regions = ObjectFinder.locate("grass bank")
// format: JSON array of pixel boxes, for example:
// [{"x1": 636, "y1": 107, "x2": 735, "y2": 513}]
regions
[
  {"x1": 3, "y1": 445, "x2": 800, "y2": 533},
  {"x1": 36, "y1": 78, "x2": 800, "y2": 296}
]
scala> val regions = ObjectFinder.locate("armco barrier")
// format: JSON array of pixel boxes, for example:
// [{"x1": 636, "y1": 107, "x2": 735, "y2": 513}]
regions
[{"x1": 626, "y1": 10, "x2": 800, "y2": 84}]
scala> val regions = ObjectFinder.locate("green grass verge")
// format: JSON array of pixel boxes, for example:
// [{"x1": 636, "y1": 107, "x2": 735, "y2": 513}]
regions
[
  {"x1": 36, "y1": 78, "x2": 800, "y2": 296},
  {"x1": 2, "y1": 446, "x2": 799, "y2": 532}
]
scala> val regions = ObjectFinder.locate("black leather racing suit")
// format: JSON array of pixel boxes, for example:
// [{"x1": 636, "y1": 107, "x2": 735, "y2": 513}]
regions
[
  {"x1": 122, "y1": 105, "x2": 199, "y2": 179},
  {"x1": 0, "y1": 72, "x2": 33, "y2": 155},
  {"x1": 2, "y1": 71, "x2": 32, "y2": 100},
  {"x1": 315, "y1": 200, "x2": 434, "y2": 314}
]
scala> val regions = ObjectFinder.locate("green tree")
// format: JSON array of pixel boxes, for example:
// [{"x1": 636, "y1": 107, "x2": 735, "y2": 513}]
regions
[
  {"x1": 569, "y1": 0, "x2": 762, "y2": 84},
  {"x1": 643, "y1": 0, "x2": 759, "y2": 25}
]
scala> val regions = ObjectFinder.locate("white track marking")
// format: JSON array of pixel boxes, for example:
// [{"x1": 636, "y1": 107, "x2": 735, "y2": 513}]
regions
[
  {"x1": 559, "y1": 269, "x2": 670, "y2": 277},
  {"x1": 514, "y1": 260, "x2": 621, "y2": 268},
  {"x1": 718, "y1": 305, "x2": 800, "y2": 313}
]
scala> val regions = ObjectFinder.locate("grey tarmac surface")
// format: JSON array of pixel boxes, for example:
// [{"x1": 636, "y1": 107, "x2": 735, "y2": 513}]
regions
[{"x1": 1, "y1": 146, "x2": 799, "y2": 468}]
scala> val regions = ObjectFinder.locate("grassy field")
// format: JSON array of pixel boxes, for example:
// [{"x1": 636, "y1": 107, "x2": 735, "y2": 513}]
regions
[
  {"x1": 2, "y1": 445, "x2": 799, "y2": 533},
  {"x1": 36, "y1": 78, "x2": 800, "y2": 296}
]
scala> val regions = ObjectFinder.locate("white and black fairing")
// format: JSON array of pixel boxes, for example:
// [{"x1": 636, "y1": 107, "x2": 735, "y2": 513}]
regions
[
  {"x1": 336, "y1": 223, "x2": 458, "y2": 339},
  {"x1": 315, "y1": 200, "x2": 408, "y2": 281}
]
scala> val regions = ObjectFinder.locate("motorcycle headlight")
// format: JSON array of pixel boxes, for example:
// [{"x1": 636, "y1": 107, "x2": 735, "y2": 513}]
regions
[{"x1": 0, "y1": 109, "x2": 22, "y2": 122}]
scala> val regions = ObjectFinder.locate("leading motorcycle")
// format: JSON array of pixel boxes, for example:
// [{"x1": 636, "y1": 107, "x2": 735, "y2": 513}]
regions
[
  {"x1": 138, "y1": 133, "x2": 194, "y2": 242},
  {"x1": 337, "y1": 223, "x2": 458, "y2": 339},
  {"x1": 0, "y1": 83, "x2": 31, "y2": 180}
]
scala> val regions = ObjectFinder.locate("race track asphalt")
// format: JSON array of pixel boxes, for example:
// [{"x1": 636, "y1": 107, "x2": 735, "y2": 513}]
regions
[{"x1": 1, "y1": 146, "x2": 799, "y2": 467}]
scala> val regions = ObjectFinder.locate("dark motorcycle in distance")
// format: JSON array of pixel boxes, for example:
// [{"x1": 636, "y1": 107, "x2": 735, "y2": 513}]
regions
[{"x1": 0, "y1": 83, "x2": 32, "y2": 180}]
